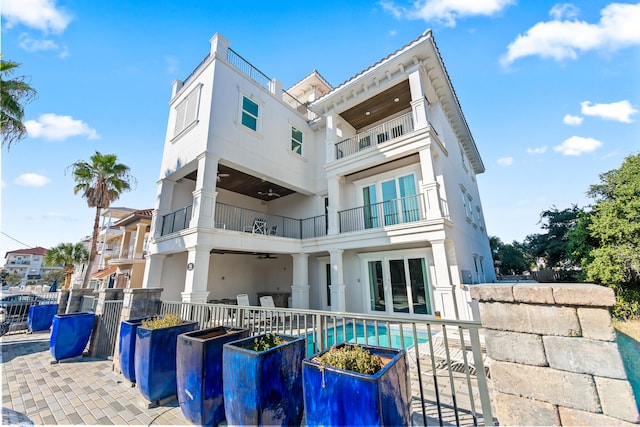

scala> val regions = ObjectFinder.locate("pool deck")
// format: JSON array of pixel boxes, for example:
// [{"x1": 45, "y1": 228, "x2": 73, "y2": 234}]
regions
[{"x1": 2, "y1": 330, "x2": 493, "y2": 426}]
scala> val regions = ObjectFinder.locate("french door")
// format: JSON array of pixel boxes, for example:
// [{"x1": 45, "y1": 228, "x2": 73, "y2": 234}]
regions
[{"x1": 367, "y1": 256, "x2": 432, "y2": 315}]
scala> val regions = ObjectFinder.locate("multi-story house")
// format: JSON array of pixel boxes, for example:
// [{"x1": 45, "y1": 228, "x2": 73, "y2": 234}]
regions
[
  {"x1": 3, "y1": 247, "x2": 63, "y2": 286},
  {"x1": 143, "y1": 30, "x2": 495, "y2": 320},
  {"x1": 86, "y1": 207, "x2": 152, "y2": 289}
]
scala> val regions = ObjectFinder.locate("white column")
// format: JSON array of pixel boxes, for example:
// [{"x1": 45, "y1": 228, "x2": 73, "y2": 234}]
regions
[
  {"x1": 431, "y1": 240, "x2": 459, "y2": 320},
  {"x1": 418, "y1": 148, "x2": 443, "y2": 220},
  {"x1": 291, "y1": 253, "x2": 309, "y2": 309},
  {"x1": 407, "y1": 65, "x2": 430, "y2": 130},
  {"x1": 325, "y1": 112, "x2": 339, "y2": 163},
  {"x1": 142, "y1": 254, "x2": 165, "y2": 288},
  {"x1": 329, "y1": 249, "x2": 346, "y2": 312},
  {"x1": 327, "y1": 175, "x2": 342, "y2": 235},
  {"x1": 190, "y1": 153, "x2": 219, "y2": 230},
  {"x1": 133, "y1": 223, "x2": 147, "y2": 259},
  {"x1": 181, "y1": 246, "x2": 210, "y2": 303},
  {"x1": 153, "y1": 179, "x2": 175, "y2": 239},
  {"x1": 210, "y1": 33, "x2": 230, "y2": 58}
]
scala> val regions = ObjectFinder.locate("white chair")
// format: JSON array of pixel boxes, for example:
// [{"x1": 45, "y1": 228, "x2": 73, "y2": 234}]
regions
[
  {"x1": 244, "y1": 218, "x2": 266, "y2": 234},
  {"x1": 259, "y1": 295, "x2": 286, "y2": 323},
  {"x1": 236, "y1": 293, "x2": 250, "y2": 306}
]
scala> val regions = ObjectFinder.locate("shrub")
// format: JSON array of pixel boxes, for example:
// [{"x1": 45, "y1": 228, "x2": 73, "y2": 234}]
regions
[
  {"x1": 613, "y1": 285, "x2": 640, "y2": 320},
  {"x1": 141, "y1": 314, "x2": 184, "y2": 329},
  {"x1": 317, "y1": 344, "x2": 383, "y2": 375},
  {"x1": 251, "y1": 333, "x2": 284, "y2": 352}
]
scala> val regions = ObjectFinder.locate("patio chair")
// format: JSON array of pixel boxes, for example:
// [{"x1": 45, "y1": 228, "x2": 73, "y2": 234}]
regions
[
  {"x1": 269, "y1": 225, "x2": 278, "y2": 236},
  {"x1": 244, "y1": 218, "x2": 266, "y2": 234},
  {"x1": 259, "y1": 295, "x2": 287, "y2": 323}
]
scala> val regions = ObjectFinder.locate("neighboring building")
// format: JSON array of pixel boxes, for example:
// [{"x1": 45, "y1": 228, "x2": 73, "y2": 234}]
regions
[
  {"x1": 143, "y1": 30, "x2": 495, "y2": 320},
  {"x1": 3, "y1": 247, "x2": 63, "y2": 286},
  {"x1": 87, "y1": 207, "x2": 152, "y2": 289}
]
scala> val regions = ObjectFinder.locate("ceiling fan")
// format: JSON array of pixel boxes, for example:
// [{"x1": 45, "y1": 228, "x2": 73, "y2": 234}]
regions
[
  {"x1": 256, "y1": 253, "x2": 278, "y2": 259},
  {"x1": 258, "y1": 188, "x2": 280, "y2": 198},
  {"x1": 216, "y1": 173, "x2": 230, "y2": 182}
]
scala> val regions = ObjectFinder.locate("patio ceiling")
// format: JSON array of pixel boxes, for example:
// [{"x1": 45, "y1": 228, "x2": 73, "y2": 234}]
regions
[{"x1": 339, "y1": 80, "x2": 411, "y2": 131}]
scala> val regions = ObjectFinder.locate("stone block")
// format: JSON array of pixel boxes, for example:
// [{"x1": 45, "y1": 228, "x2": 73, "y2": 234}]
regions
[
  {"x1": 543, "y1": 336, "x2": 627, "y2": 379},
  {"x1": 484, "y1": 329, "x2": 547, "y2": 366},
  {"x1": 559, "y1": 406, "x2": 638, "y2": 426},
  {"x1": 491, "y1": 360, "x2": 600, "y2": 412},
  {"x1": 470, "y1": 284, "x2": 514, "y2": 302},
  {"x1": 512, "y1": 284, "x2": 554, "y2": 304},
  {"x1": 493, "y1": 391, "x2": 560, "y2": 426},
  {"x1": 552, "y1": 283, "x2": 615, "y2": 306},
  {"x1": 595, "y1": 376, "x2": 640, "y2": 423},
  {"x1": 577, "y1": 307, "x2": 615, "y2": 341},
  {"x1": 478, "y1": 302, "x2": 580, "y2": 336}
]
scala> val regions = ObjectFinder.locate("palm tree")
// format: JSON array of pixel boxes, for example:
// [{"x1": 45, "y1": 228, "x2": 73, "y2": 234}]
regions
[
  {"x1": 1, "y1": 58, "x2": 37, "y2": 149},
  {"x1": 44, "y1": 243, "x2": 90, "y2": 289},
  {"x1": 68, "y1": 152, "x2": 136, "y2": 287}
]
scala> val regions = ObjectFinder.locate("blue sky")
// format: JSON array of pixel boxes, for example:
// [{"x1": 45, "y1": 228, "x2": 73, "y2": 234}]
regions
[{"x1": 1, "y1": 0, "x2": 639, "y2": 261}]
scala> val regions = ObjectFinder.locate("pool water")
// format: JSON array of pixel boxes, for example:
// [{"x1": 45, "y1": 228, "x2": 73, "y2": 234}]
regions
[
  {"x1": 617, "y1": 331, "x2": 640, "y2": 410},
  {"x1": 306, "y1": 323, "x2": 429, "y2": 355}
]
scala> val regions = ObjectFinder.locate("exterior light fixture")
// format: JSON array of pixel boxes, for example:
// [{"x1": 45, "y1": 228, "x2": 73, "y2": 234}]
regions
[
  {"x1": 365, "y1": 111, "x2": 370, "y2": 115},
  {"x1": 394, "y1": 97, "x2": 400, "y2": 102}
]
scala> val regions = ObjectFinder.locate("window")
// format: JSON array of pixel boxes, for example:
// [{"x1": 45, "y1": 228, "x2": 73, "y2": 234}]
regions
[
  {"x1": 291, "y1": 127, "x2": 303, "y2": 155},
  {"x1": 460, "y1": 188, "x2": 473, "y2": 221},
  {"x1": 174, "y1": 85, "x2": 202, "y2": 136},
  {"x1": 241, "y1": 96, "x2": 259, "y2": 131},
  {"x1": 361, "y1": 173, "x2": 419, "y2": 229}
]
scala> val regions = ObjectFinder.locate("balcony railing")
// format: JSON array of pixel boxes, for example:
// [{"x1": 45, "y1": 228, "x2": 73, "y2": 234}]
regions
[
  {"x1": 161, "y1": 205, "x2": 192, "y2": 236},
  {"x1": 335, "y1": 112, "x2": 414, "y2": 160},
  {"x1": 338, "y1": 194, "x2": 425, "y2": 233}
]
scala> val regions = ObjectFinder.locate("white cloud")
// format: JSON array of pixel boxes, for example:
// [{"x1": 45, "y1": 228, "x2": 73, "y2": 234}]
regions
[
  {"x1": 389, "y1": 29, "x2": 397, "y2": 36},
  {"x1": 554, "y1": 136, "x2": 602, "y2": 156},
  {"x1": 580, "y1": 100, "x2": 638, "y2": 123},
  {"x1": 25, "y1": 113, "x2": 100, "y2": 141},
  {"x1": 18, "y1": 33, "x2": 58, "y2": 51},
  {"x1": 3, "y1": 0, "x2": 72, "y2": 34},
  {"x1": 15, "y1": 173, "x2": 51, "y2": 187},
  {"x1": 501, "y1": 2, "x2": 640, "y2": 65},
  {"x1": 497, "y1": 157, "x2": 513, "y2": 166},
  {"x1": 563, "y1": 114, "x2": 583, "y2": 125},
  {"x1": 526, "y1": 146, "x2": 548, "y2": 154},
  {"x1": 380, "y1": 0, "x2": 515, "y2": 27},
  {"x1": 549, "y1": 3, "x2": 580, "y2": 20}
]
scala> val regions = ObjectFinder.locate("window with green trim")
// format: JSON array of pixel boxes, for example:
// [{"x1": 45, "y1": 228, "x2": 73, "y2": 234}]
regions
[
  {"x1": 291, "y1": 127, "x2": 303, "y2": 155},
  {"x1": 241, "y1": 97, "x2": 259, "y2": 131}
]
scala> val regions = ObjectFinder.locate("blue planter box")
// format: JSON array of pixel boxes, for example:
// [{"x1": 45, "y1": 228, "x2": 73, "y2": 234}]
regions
[
  {"x1": 118, "y1": 317, "x2": 152, "y2": 383},
  {"x1": 303, "y1": 344, "x2": 411, "y2": 426},
  {"x1": 49, "y1": 312, "x2": 96, "y2": 361},
  {"x1": 134, "y1": 320, "x2": 198, "y2": 403},
  {"x1": 223, "y1": 333, "x2": 306, "y2": 426},
  {"x1": 177, "y1": 326, "x2": 249, "y2": 426},
  {"x1": 28, "y1": 303, "x2": 59, "y2": 332}
]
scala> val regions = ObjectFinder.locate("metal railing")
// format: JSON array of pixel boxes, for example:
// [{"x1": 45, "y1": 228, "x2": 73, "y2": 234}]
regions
[
  {"x1": 161, "y1": 205, "x2": 192, "y2": 236},
  {"x1": 339, "y1": 194, "x2": 425, "y2": 233},
  {"x1": 336, "y1": 112, "x2": 414, "y2": 160},
  {"x1": 93, "y1": 300, "x2": 124, "y2": 359},
  {"x1": 159, "y1": 301, "x2": 495, "y2": 426},
  {"x1": 227, "y1": 48, "x2": 271, "y2": 91},
  {"x1": 1, "y1": 291, "x2": 58, "y2": 335}
]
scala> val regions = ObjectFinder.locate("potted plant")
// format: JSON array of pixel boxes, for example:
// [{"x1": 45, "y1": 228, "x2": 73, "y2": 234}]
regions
[
  {"x1": 134, "y1": 314, "x2": 198, "y2": 404},
  {"x1": 49, "y1": 312, "x2": 96, "y2": 361},
  {"x1": 176, "y1": 326, "x2": 249, "y2": 426},
  {"x1": 302, "y1": 343, "x2": 411, "y2": 426},
  {"x1": 28, "y1": 303, "x2": 59, "y2": 332},
  {"x1": 118, "y1": 316, "x2": 153, "y2": 384},
  {"x1": 223, "y1": 333, "x2": 306, "y2": 426}
]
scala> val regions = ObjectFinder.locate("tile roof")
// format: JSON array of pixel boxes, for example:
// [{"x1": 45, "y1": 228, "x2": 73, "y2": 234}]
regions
[{"x1": 4, "y1": 247, "x2": 48, "y2": 257}]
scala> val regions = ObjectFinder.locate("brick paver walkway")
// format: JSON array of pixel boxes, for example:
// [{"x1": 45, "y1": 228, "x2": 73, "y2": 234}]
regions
[{"x1": 1, "y1": 331, "x2": 190, "y2": 425}]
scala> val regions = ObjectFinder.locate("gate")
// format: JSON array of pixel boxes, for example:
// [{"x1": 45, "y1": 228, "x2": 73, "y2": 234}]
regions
[{"x1": 94, "y1": 300, "x2": 124, "y2": 359}]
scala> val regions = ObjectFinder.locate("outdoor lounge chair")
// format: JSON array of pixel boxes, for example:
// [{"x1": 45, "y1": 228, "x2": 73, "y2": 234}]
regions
[{"x1": 259, "y1": 295, "x2": 287, "y2": 323}]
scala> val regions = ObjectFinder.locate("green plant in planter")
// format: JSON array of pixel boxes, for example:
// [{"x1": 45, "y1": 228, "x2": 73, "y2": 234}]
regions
[
  {"x1": 250, "y1": 333, "x2": 284, "y2": 351},
  {"x1": 141, "y1": 314, "x2": 184, "y2": 329},
  {"x1": 316, "y1": 344, "x2": 383, "y2": 375}
]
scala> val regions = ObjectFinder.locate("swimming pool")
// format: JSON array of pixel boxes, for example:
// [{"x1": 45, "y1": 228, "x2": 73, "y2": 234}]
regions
[
  {"x1": 306, "y1": 323, "x2": 430, "y2": 355},
  {"x1": 617, "y1": 331, "x2": 640, "y2": 410}
]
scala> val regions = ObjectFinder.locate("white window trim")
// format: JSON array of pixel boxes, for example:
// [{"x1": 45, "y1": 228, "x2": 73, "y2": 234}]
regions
[
  {"x1": 172, "y1": 83, "x2": 203, "y2": 142},
  {"x1": 238, "y1": 91, "x2": 262, "y2": 134},
  {"x1": 354, "y1": 164, "x2": 420, "y2": 207},
  {"x1": 288, "y1": 123, "x2": 307, "y2": 161}
]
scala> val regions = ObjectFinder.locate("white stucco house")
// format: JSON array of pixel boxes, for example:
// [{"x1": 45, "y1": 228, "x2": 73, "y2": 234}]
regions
[{"x1": 142, "y1": 30, "x2": 495, "y2": 320}]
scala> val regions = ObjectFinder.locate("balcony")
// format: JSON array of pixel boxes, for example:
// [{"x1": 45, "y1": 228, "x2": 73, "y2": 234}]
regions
[
  {"x1": 161, "y1": 205, "x2": 193, "y2": 236},
  {"x1": 335, "y1": 112, "x2": 414, "y2": 160}
]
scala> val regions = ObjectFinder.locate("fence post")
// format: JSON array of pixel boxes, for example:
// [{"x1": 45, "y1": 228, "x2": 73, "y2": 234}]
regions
[{"x1": 471, "y1": 283, "x2": 639, "y2": 426}]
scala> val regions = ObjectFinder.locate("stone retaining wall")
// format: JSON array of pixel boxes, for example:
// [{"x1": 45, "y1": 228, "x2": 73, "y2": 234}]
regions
[{"x1": 471, "y1": 283, "x2": 639, "y2": 426}]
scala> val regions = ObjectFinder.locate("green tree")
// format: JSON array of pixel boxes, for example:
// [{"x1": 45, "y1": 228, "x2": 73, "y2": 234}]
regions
[
  {"x1": 525, "y1": 205, "x2": 582, "y2": 268},
  {"x1": 498, "y1": 241, "x2": 533, "y2": 275},
  {"x1": 68, "y1": 152, "x2": 136, "y2": 287},
  {"x1": 585, "y1": 153, "x2": 640, "y2": 319},
  {"x1": 2, "y1": 272, "x2": 22, "y2": 287},
  {"x1": 0, "y1": 59, "x2": 37, "y2": 149},
  {"x1": 566, "y1": 208, "x2": 598, "y2": 270},
  {"x1": 40, "y1": 270, "x2": 65, "y2": 286},
  {"x1": 44, "y1": 242, "x2": 89, "y2": 289}
]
